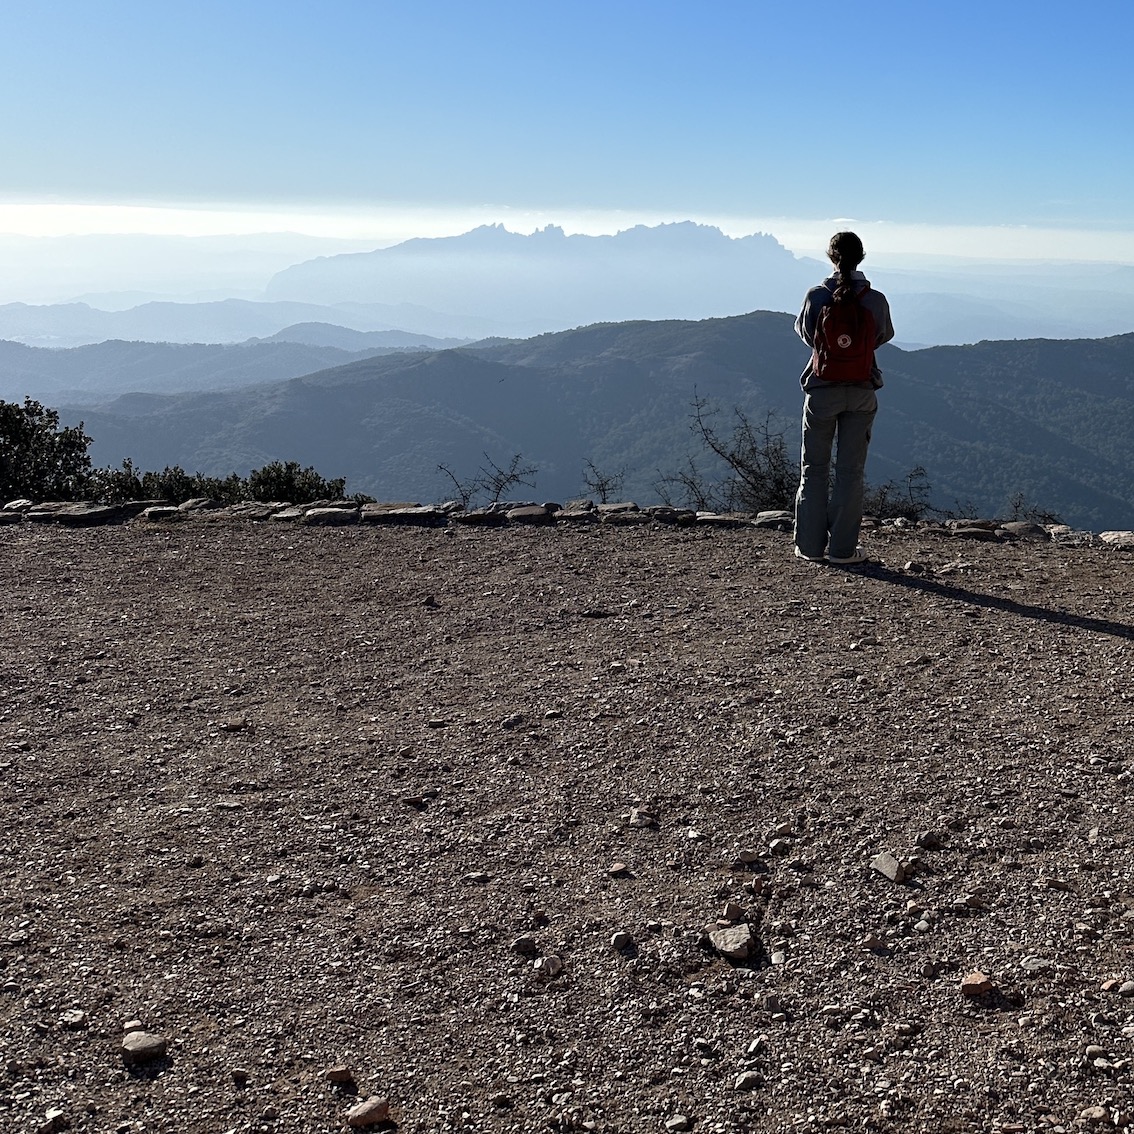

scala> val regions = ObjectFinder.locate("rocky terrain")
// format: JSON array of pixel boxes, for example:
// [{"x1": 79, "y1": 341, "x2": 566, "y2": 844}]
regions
[{"x1": 3, "y1": 516, "x2": 1134, "y2": 1133}]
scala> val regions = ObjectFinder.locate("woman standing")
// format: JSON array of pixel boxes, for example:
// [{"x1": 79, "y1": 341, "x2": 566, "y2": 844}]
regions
[{"x1": 793, "y1": 231, "x2": 895, "y2": 565}]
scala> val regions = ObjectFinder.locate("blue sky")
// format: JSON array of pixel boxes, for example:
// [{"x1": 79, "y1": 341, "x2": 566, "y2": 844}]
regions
[{"x1": 3, "y1": 0, "x2": 1134, "y2": 260}]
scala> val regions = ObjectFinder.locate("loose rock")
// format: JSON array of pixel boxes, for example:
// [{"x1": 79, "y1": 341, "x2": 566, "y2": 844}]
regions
[
  {"x1": 121, "y1": 1030, "x2": 168, "y2": 1063},
  {"x1": 345, "y1": 1097, "x2": 391, "y2": 1127},
  {"x1": 708, "y1": 924, "x2": 754, "y2": 961},
  {"x1": 960, "y1": 972, "x2": 996, "y2": 997},
  {"x1": 870, "y1": 851, "x2": 906, "y2": 883}
]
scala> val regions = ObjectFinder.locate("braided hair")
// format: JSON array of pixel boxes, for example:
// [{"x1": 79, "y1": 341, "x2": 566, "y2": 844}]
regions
[{"x1": 827, "y1": 231, "x2": 865, "y2": 303}]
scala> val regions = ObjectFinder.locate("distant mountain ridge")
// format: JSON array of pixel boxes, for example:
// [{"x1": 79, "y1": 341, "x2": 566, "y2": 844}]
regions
[
  {"x1": 250, "y1": 323, "x2": 469, "y2": 352},
  {"x1": 265, "y1": 222, "x2": 1134, "y2": 345},
  {"x1": 265, "y1": 222, "x2": 818, "y2": 334},
  {"x1": 0, "y1": 328, "x2": 472, "y2": 404},
  {"x1": 56, "y1": 312, "x2": 1134, "y2": 531},
  {"x1": 0, "y1": 298, "x2": 499, "y2": 349},
  {"x1": 0, "y1": 338, "x2": 377, "y2": 402}
]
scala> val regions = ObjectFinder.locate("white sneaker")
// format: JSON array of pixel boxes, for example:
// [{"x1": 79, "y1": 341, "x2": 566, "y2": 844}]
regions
[
  {"x1": 794, "y1": 546, "x2": 826, "y2": 564},
  {"x1": 828, "y1": 548, "x2": 869, "y2": 565}
]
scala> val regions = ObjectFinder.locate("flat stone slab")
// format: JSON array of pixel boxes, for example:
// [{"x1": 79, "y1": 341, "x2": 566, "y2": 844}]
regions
[
  {"x1": 1000, "y1": 521, "x2": 1051, "y2": 540},
  {"x1": 211, "y1": 503, "x2": 282, "y2": 520},
  {"x1": 28, "y1": 504, "x2": 125, "y2": 526},
  {"x1": 754, "y1": 510, "x2": 794, "y2": 530},
  {"x1": 301, "y1": 507, "x2": 359, "y2": 526},
  {"x1": 360, "y1": 505, "x2": 448, "y2": 526},
  {"x1": 951, "y1": 526, "x2": 1002, "y2": 542},
  {"x1": 1099, "y1": 531, "x2": 1134, "y2": 548},
  {"x1": 139, "y1": 506, "x2": 183, "y2": 522},
  {"x1": 696, "y1": 512, "x2": 752, "y2": 528},
  {"x1": 647, "y1": 506, "x2": 697, "y2": 525},
  {"x1": 453, "y1": 509, "x2": 508, "y2": 526},
  {"x1": 505, "y1": 505, "x2": 554, "y2": 524}
]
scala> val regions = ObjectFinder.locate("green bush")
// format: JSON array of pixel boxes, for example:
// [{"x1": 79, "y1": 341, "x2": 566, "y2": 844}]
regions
[
  {"x1": 246, "y1": 461, "x2": 346, "y2": 504},
  {"x1": 0, "y1": 398, "x2": 93, "y2": 501},
  {"x1": 84, "y1": 458, "x2": 143, "y2": 504},
  {"x1": 138, "y1": 467, "x2": 246, "y2": 505}
]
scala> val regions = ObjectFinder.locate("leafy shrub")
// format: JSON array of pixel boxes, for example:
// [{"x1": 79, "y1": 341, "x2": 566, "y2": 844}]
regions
[
  {"x1": 84, "y1": 458, "x2": 143, "y2": 504},
  {"x1": 0, "y1": 398, "x2": 93, "y2": 501},
  {"x1": 139, "y1": 467, "x2": 246, "y2": 505},
  {"x1": 246, "y1": 461, "x2": 346, "y2": 504}
]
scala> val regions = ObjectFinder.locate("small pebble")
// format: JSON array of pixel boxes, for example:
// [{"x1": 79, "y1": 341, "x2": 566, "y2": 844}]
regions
[
  {"x1": 960, "y1": 971, "x2": 995, "y2": 997},
  {"x1": 534, "y1": 954, "x2": 564, "y2": 978}
]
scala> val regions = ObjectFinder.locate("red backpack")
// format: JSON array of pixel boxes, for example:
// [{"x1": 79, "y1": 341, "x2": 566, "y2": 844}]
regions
[{"x1": 812, "y1": 283, "x2": 877, "y2": 383}]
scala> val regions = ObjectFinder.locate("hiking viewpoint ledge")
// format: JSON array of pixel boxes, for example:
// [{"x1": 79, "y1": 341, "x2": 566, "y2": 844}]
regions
[{"x1": 3, "y1": 519, "x2": 1134, "y2": 1132}]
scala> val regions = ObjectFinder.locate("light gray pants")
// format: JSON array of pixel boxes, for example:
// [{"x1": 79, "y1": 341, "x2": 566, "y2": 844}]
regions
[{"x1": 793, "y1": 383, "x2": 878, "y2": 560}]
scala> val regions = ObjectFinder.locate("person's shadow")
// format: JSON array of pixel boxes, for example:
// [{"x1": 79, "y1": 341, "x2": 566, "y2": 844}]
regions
[{"x1": 853, "y1": 562, "x2": 1134, "y2": 640}]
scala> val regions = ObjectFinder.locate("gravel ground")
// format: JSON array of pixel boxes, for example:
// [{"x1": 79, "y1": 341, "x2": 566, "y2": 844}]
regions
[{"x1": 3, "y1": 519, "x2": 1134, "y2": 1134}]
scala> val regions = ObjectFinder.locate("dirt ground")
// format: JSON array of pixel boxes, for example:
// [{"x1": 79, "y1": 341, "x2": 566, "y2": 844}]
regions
[{"x1": 3, "y1": 518, "x2": 1134, "y2": 1133}]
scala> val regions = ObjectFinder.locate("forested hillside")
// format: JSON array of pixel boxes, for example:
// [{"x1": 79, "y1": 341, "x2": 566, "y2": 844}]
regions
[{"x1": 53, "y1": 315, "x2": 1134, "y2": 530}]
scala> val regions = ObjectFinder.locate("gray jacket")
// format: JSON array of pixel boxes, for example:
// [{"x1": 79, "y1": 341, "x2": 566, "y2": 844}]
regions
[{"x1": 794, "y1": 271, "x2": 895, "y2": 390}]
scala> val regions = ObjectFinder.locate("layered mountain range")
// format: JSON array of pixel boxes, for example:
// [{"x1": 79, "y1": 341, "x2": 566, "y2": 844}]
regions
[
  {"x1": 49, "y1": 313, "x2": 1134, "y2": 532},
  {"x1": 3, "y1": 222, "x2": 1132, "y2": 529},
  {"x1": 0, "y1": 325, "x2": 467, "y2": 402}
]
